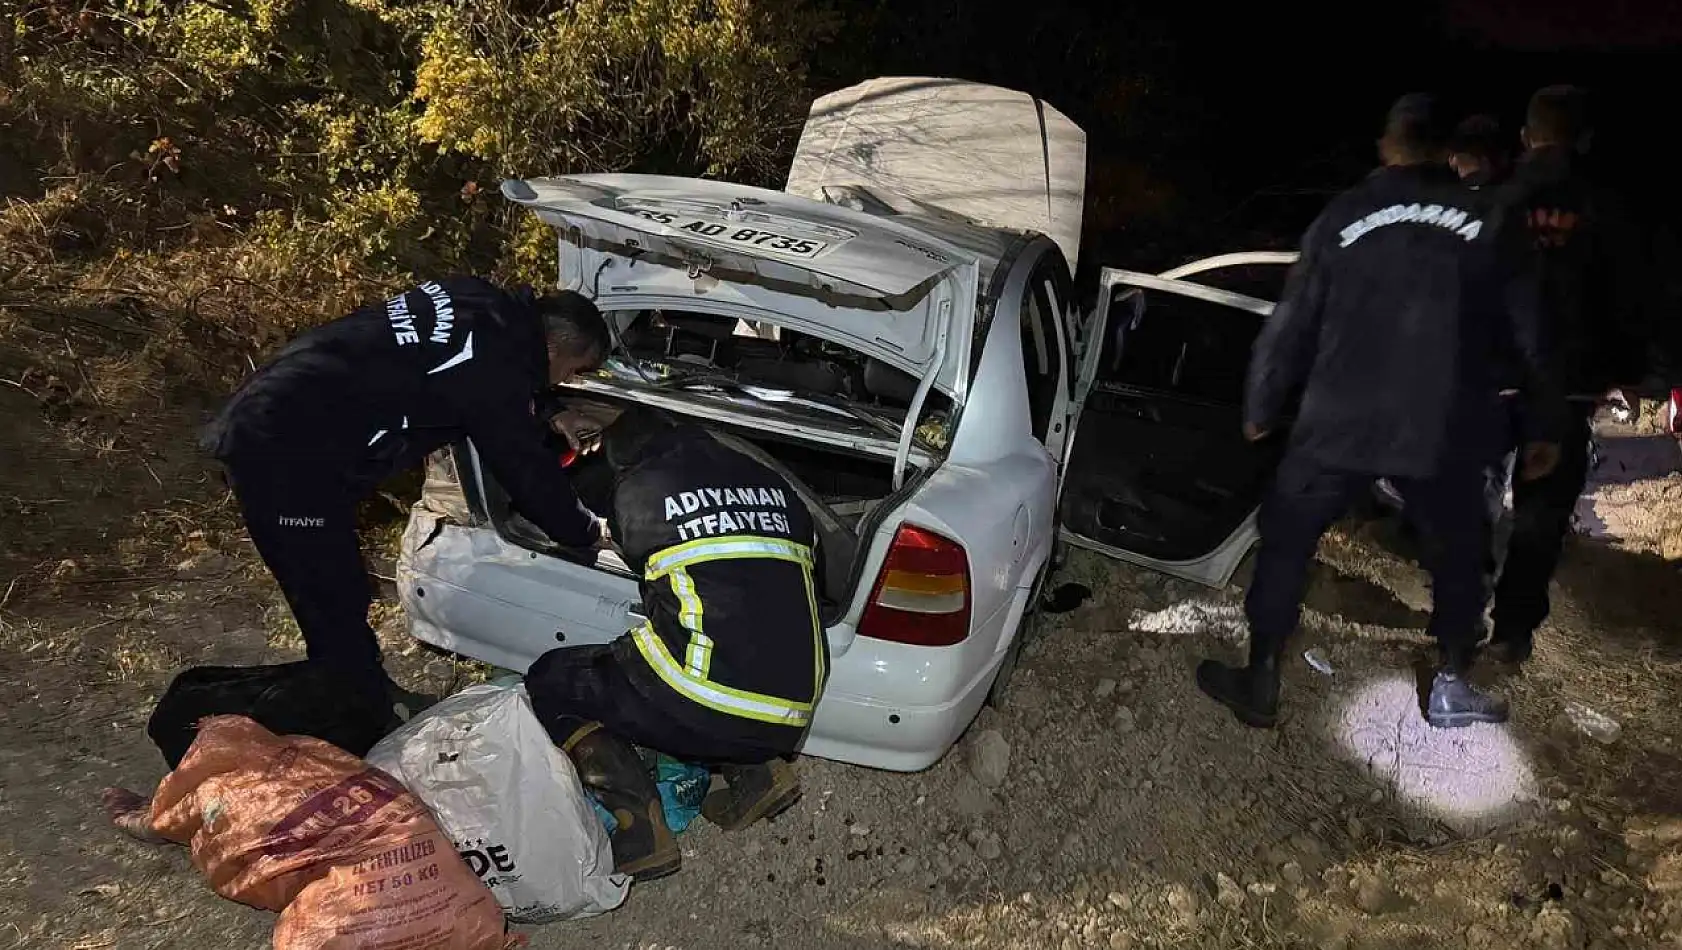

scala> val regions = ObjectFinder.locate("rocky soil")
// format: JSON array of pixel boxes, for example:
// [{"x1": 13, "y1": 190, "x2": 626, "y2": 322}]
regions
[{"x1": 2, "y1": 313, "x2": 1679, "y2": 950}]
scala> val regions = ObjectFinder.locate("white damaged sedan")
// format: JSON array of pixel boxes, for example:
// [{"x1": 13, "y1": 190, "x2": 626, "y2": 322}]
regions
[{"x1": 399, "y1": 77, "x2": 1293, "y2": 771}]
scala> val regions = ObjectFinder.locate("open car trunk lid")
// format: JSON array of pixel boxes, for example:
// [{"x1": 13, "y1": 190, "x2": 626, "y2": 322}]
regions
[
  {"x1": 787, "y1": 77, "x2": 1088, "y2": 272},
  {"x1": 502, "y1": 174, "x2": 975, "y2": 391}
]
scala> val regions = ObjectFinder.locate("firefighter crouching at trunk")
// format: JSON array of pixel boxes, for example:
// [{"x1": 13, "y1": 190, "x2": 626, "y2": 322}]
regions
[{"x1": 527, "y1": 405, "x2": 827, "y2": 882}]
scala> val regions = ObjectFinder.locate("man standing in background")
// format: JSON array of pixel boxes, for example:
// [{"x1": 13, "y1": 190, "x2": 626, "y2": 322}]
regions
[
  {"x1": 1484, "y1": 85, "x2": 1653, "y2": 664},
  {"x1": 1448, "y1": 114, "x2": 1513, "y2": 189},
  {"x1": 1197, "y1": 94, "x2": 1562, "y2": 729}
]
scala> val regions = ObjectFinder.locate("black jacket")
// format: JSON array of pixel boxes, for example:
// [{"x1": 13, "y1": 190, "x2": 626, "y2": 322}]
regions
[
  {"x1": 607, "y1": 425, "x2": 826, "y2": 753},
  {"x1": 1246, "y1": 164, "x2": 1563, "y2": 478},
  {"x1": 204, "y1": 276, "x2": 600, "y2": 547},
  {"x1": 1493, "y1": 146, "x2": 1652, "y2": 395}
]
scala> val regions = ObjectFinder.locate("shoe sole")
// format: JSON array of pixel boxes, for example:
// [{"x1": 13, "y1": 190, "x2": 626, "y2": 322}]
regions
[
  {"x1": 615, "y1": 800, "x2": 682, "y2": 882},
  {"x1": 703, "y1": 783, "x2": 803, "y2": 832},
  {"x1": 618, "y1": 851, "x2": 682, "y2": 882},
  {"x1": 1426, "y1": 711, "x2": 1509, "y2": 729}
]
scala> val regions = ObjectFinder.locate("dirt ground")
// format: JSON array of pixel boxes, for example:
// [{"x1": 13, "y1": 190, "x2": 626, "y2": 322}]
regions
[{"x1": 3, "y1": 309, "x2": 1681, "y2": 950}]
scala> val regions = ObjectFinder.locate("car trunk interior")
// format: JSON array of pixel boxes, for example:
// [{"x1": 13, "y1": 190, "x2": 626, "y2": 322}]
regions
[
  {"x1": 471, "y1": 407, "x2": 900, "y2": 616},
  {"x1": 1060, "y1": 285, "x2": 1284, "y2": 563}
]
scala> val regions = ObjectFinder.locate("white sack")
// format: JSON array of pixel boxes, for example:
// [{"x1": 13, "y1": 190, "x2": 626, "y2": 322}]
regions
[{"x1": 366, "y1": 683, "x2": 628, "y2": 923}]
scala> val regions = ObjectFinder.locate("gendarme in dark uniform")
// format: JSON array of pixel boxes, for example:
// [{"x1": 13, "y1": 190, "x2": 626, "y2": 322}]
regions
[
  {"x1": 1196, "y1": 94, "x2": 1564, "y2": 731},
  {"x1": 1485, "y1": 85, "x2": 1654, "y2": 664},
  {"x1": 527, "y1": 407, "x2": 825, "y2": 881}
]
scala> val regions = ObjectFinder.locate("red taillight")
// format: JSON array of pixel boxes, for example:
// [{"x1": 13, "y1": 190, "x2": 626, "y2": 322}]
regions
[
  {"x1": 1668, "y1": 388, "x2": 1682, "y2": 437},
  {"x1": 857, "y1": 524, "x2": 971, "y2": 647}
]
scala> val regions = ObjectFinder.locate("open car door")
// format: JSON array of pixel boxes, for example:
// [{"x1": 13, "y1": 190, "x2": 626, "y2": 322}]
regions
[{"x1": 1058, "y1": 253, "x2": 1297, "y2": 587}]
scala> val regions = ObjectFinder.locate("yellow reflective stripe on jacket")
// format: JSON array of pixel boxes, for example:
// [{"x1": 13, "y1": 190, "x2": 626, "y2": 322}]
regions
[
  {"x1": 670, "y1": 567, "x2": 712, "y2": 677},
  {"x1": 630, "y1": 624, "x2": 814, "y2": 727},
  {"x1": 645, "y1": 535, "x2": 813, "y2": 580},
  {"x1": 800, "y1": 557, "x2": 827, "y2": 689}
]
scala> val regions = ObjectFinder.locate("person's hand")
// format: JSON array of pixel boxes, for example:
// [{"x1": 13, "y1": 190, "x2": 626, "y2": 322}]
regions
[
  {"x1": 593, "y1": 517, "x2": 616, "y2": 551},
  {"x1": 549, "y1": 410, "x2": 604, "y2": 456},
  {"x1": 1519, "y1": 441, "x2": 1561, "y2": 481},
  {"x1": 1243, "y1": 421, "x2": 1270, "y2": 442}
]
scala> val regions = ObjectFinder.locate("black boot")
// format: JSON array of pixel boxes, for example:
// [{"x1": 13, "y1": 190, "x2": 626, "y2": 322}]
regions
[
  {"x1": 561, "y1": 722, "x2": 680, "y2": 881},
  {"x1": 1195, "y1": 654, "x2": 1280, "y2": 729},
  {"x1": 701, "y1": 760, "x2": 802, "y2": 832},
  {"x1": 1425, "y1": 669, "x2": 1509, "y2": 728}
]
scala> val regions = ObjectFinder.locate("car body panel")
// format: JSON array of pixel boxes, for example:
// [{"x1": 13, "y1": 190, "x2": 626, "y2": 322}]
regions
[
  {"x1": 502, "y1": 175, "x2": 961, "y2": 300},
  {"x1": 787, "y1": 77, "x2": 1088, "y2": 274}
]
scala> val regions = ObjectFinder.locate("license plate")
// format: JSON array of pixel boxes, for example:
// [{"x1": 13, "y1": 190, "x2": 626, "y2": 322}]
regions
[{"x1": 620, "y1": 207, "x2": 830, "y2": 260}]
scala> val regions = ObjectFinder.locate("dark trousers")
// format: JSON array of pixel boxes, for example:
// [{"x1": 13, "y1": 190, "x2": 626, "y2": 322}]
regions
[
  {"x1": 225, "y1": 459, "x2": 382, "y2": 675},
  {"x1": 526, "y1": 644, "x2": 788, "y2": 766},
  {"x1": 1490, "y1": 408, "x2": 1594, "y2": 645},
  {"x1": 1245, "y1": 451, "x2": 1490, "y2": 668}
]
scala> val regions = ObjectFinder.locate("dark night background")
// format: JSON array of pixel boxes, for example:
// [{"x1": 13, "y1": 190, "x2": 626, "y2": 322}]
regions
[{"x1": 817, "y1": 0, "x2": 1682, "y2": 283}]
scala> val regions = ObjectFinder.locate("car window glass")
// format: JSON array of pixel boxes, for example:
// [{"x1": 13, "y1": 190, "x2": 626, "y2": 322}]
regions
[
  {"x1": 1019, "y1": 279, "x2": 1061, "y2": 442},
  {"x1": 1099, "y1": 289, "x2": 1260, "y2": 406},
  {"x1": 1023, "y1": 290, "x2": 1051, "y2": 376}
]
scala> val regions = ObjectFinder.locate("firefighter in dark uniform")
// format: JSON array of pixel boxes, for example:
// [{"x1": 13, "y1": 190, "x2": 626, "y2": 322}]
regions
[
  {"x1": 527, "y1": 406, "x2": 825, "y2": 882},
  {"x1": 1485, "y1": 86, "x2": 1653, "y2": 664},
  {"x1": 203, "y1": 279, "x2": 612, "y2": 717},
  {"x1": 1196, "y1": 94, "x2": 1566, "y2": 729}
]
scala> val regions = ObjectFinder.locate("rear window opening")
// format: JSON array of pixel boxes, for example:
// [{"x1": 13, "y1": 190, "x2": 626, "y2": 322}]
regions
[{"x1": 601, "y1": 308, "x2": 953, "y2": 448}]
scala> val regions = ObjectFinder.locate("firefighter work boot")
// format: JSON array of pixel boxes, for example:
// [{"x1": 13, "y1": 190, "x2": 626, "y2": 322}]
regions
[
  {"x1": 1195, "y1": 655, "x2": 1281, "y2": 729},
  {"x1": 562, "y1": 722, "x2": 680, "y2": 881},
  {"x1": 1425, "y1": 670, "x2": 1509, "y2": 728},
  {"x1": 702, "y1": 760, "x2": 802, "y2": 832}
]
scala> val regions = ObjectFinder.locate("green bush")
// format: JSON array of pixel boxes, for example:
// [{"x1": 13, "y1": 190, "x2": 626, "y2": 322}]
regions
[{"x1": 1, "y1": 0, "x2": 836, "y2": 299}]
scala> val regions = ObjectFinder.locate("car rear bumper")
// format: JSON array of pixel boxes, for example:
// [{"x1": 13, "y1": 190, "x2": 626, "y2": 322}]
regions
[{"x1": 399, "y1": 524, "x2": 1002, "y2": 773}]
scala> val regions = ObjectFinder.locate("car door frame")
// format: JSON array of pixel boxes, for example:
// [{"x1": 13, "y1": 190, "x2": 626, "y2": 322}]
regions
[{"x1": 1056, "y1": 254, "x2": 1287, "y2": 588}]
